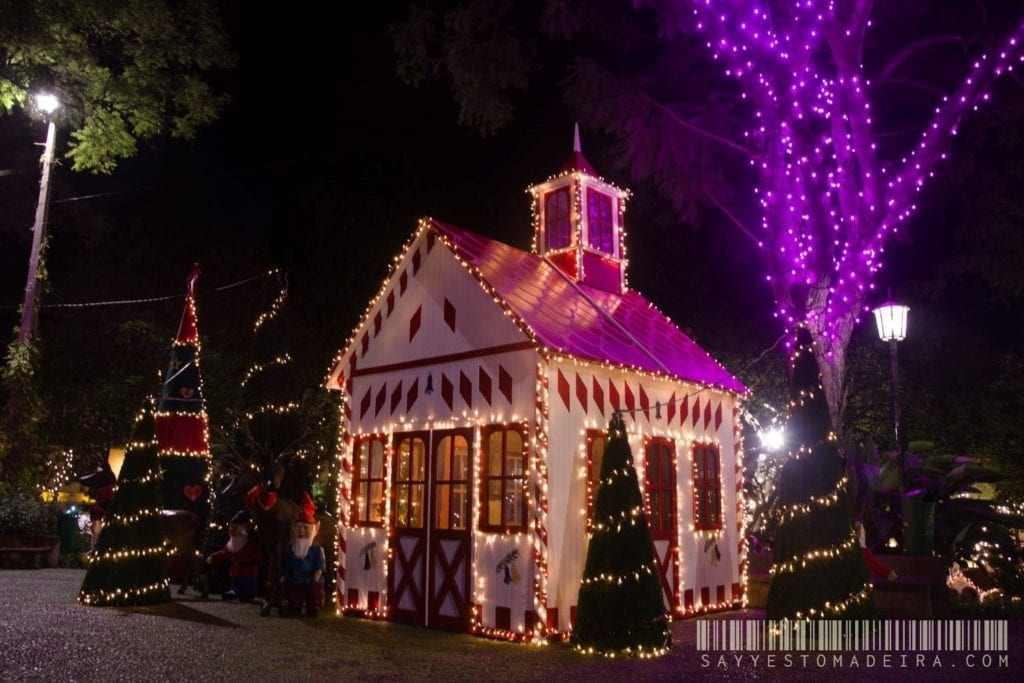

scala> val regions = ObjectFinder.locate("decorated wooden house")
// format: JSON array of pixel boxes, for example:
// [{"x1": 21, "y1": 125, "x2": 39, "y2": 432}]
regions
[{"x1": 326, "y1": 132, "x2": 747, "y2": 640}]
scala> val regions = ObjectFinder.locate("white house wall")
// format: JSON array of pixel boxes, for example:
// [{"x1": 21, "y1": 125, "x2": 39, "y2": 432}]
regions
[{"x1": 545, "y1": 358, "x2": 743, "y2": 630}]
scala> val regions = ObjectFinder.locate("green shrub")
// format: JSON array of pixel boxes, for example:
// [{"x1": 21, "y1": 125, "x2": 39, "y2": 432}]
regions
[{"x1": 0, "y1": 494, "x2": 60, "y2": 536}]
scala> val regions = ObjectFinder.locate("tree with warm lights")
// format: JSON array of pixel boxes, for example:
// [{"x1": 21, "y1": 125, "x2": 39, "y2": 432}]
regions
[
  {"x1": 571, "y1": 412, "x2": 671, "y2": 658},
  {"x1": 79, "y1": 399, "x2": 171, "y2": 606},
  {"x1": 392, "y1": 0, "x2": 1024, "y2": 430},
  {"x1": 765, "y1": 326, "x2": 872, "y2": 621}
]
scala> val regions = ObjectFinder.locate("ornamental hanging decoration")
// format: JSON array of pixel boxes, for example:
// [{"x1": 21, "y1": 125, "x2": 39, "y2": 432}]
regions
[
  {"x1": 360, "y1": 542, "x2": 377, "y2": 571},
  {"x1": 496, "y1": 549, "x2": 521, "y2": 586}
]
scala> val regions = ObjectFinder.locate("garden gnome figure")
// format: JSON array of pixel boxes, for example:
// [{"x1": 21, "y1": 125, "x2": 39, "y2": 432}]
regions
[
  {"x1": 281, "y1": 492, "x2": 325, "y2": 617},
  {"x1": 207, "y1": 510, "x2": 261, "y2": 601}
]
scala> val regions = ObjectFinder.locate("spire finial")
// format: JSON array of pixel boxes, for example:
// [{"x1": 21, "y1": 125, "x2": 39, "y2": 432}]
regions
[{"x1": 573, "y1": 122, "x2": 582, "y2": 154}]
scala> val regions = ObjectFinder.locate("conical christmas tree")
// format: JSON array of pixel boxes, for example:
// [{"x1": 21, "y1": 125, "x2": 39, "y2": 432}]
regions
[
  {"x1": 571, "y1": 412, "x2": 672, "y2": 657},
  {"x1": 79, "y1": 400, "x2": 171, "y2": 606},
  {"x1": 156, "y1": 264, "x2": 213, "y2": 524},
  {"x1": 765, "y1": 327, "x2": 873, "y2": 620}
]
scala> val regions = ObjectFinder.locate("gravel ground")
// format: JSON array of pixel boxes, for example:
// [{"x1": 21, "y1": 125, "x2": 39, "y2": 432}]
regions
[{"x1": 1, "y1": 569, "x2": 1021, "y2": 682}]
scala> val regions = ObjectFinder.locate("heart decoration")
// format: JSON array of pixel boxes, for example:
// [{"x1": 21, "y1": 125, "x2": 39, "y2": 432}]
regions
[
  {"x1": 180, "y1": 387, "x2": 195, "y2": 399},
  {"x1": 183, "y1": 484, "x2": 203, "y2": 502}
]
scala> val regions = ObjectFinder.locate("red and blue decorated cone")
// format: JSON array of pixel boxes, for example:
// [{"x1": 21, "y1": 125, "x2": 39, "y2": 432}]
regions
[{"x1": 156, "y1": 264, "x2": 212, "y2": 523}]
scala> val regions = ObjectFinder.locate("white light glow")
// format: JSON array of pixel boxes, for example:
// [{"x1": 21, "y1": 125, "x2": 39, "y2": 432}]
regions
[
  {"x1": 872, "y1": 302, "x2": 909, "y2": 342},
  {"x1": 34, "y1": 92, "x2": 59, "y2": 115},
  {"x1": 759, "y1": 427, "x2": 785, "y2": 452}
]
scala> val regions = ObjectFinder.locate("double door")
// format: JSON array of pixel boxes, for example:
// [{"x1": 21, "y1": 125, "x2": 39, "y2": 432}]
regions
[{"x1": 387, "y1": 429, "x2": 472, "y2": 630}]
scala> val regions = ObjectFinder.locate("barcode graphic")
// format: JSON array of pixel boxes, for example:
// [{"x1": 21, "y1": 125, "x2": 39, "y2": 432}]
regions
[{"x1": 696, "y1": 620, "x2": 1008, "y2": 652}]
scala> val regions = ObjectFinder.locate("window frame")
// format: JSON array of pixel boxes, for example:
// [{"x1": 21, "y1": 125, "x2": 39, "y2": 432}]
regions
[
  {"x1": 479, "y1": 424, "x2": 530, "y2": 533},
  {"x1": 692, "y1": 442, "x2": 723, "y2": 531},
  {"x1": 644, "y1": 437, "x2": 676, "y2": 541},
  {"x1": 544, "y1": 188, "x2": 572, "y2": 251},
  {"x1": 352, "y1": 434, "x2": 387, "y2": 527},
  {"x1": 586, "y1": 188, "x2": 614, "y2": 255},
  {"x1": 391, "y1": 432, "x2": 428, "y2": 530}
]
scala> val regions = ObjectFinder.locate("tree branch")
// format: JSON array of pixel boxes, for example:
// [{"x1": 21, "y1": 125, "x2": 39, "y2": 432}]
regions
[
  {"x1": 646, "y1": 94, "x2": 758, "y2": 159},
  {"x1": 875, "y1": 34, "x2": 964, "y2": 83},
  {"x1": 704, "y1": 189, "x2": 761, "y2": 246}
]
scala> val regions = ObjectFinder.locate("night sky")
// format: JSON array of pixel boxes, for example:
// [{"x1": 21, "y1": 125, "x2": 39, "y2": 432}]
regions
[{"x1": 1, "y1": 2, "x2": 1021, "y2": 447}]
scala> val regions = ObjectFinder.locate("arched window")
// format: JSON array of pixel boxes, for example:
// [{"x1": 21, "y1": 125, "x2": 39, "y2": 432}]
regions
[
  {"x1": 645, "y1": 438, "x2": 676, "y2": 540},
  {"x1": 545, "y1": 189, "x2": 571, "y2": 250},
  {"x1": 392, "y1": 434, "x2": 426, "y2": 529},
  {"x1": 692, "y1": 443, "x2": 722, "y2": 531},
  {"x1": 353, "y1": 435, "x2": 386, "y2": 526},
  {"x1": 481, "y1": 425, "x2": 528, "y2": 531},
  {"x1": 587, "y1": 189, "x2": 614, "y2": 254}
]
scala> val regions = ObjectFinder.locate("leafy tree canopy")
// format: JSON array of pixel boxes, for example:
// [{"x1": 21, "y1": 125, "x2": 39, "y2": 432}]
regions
[{"x1": 0, "y1": 0, "x2": 235, "y2": 173}]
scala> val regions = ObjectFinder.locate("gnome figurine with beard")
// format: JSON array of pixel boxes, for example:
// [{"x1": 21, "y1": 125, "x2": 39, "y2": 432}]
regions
[
  {"x1": 281, "y1": 492, "x2": 325, "y2": 617},
  {"x1": 207, "y1": 510, "x2": 262, "y2": 601}
]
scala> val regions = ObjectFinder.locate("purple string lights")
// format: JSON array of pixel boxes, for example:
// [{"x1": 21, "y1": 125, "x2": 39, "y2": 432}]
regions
[{"x1": 688, "y1": 0, "x2": 1024, "y2": 359}]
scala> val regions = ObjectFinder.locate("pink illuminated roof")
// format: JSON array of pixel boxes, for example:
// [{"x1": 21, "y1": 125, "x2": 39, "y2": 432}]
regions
[{"x1": 430, "y1": 219, "x2": 746, "y2": 394}]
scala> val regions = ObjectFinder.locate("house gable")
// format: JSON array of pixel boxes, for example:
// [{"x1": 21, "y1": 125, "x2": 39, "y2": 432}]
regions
[{"x1": 328, "y1": 223, "x2": 532, "y2": 388}]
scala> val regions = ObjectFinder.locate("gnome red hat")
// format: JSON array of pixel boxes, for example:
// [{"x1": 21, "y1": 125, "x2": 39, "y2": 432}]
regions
[{"x1": 298, "y1": 492, "x2": 317, "y2": 525}]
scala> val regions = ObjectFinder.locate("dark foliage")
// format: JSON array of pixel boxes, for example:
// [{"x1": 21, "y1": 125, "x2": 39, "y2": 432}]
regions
[
  {"x1": 766, "y1": 328, "x2": 873, "y2": 620},
  {"x1": 79, "y1": 402, "x2": 170, "y2": 606},
  {"x1": 571, "y1": 413, "x2": 671, "y2": 657}
]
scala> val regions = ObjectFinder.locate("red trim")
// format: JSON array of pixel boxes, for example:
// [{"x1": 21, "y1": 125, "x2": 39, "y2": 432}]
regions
[
  {"x1": 692, "y1": 443, "x2": 723, "y2": 531},
  {"x1": 644, "y1": 438, "x2": 676, "y2": 540},
  {"x1": 352, "y1": 435, "x2": 387, "y2": 527},
  {"x1": 351, "y1": 341, "x2": 535, "y2": 378}
]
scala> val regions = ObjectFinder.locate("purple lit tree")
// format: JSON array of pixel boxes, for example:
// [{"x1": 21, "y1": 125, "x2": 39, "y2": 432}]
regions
[{"x1": 392, "y1": 1, "x2": 1024, "y2": 428}]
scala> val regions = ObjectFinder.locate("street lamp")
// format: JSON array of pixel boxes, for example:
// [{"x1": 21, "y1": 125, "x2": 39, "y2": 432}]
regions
[
  {"x1": 872, "y1": 300, "x2": 910, "y2": 485},
  {"x1": 17, "y1": 92, "x2": 60, "y2": 346}
]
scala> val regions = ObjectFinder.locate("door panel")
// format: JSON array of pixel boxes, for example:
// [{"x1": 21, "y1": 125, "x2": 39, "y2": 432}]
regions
[
  {"x1": 387, "y1": 432, "x2": 428, "y2": 624},
  {"x1": 387, "y1": 429, "x2": 473, "y2": 630},
  {"x1": 428, "y1": 430, "x2": 472, "y2": 630}
]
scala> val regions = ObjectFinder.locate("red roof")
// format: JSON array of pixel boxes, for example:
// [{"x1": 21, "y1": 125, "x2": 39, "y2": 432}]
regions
[{"x1": 430, "y1": 220, "x2": 746, "y2": 394}]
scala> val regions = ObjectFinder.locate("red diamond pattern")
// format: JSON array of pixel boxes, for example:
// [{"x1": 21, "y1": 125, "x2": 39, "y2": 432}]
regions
[
  {"x1": 360, "y1": 333, "x2": 369, "y2": 357},
  {"x1": 459, "y1": 371, "x2": 473, "y2": 409},
  {"x1": 412, "y1": 249, "x2": 421, "y2": 275},
  {"x1": 406, "y1": 378, "x2": 419, "y2": 413},
  {"x1": 592, "y1": 377, "x2": 604, "y2": 417},
  {"x1": 390, "y1": 381, "x2": 403, "y2": 415},
  {"x1": 680, "y1": 395, "x2": 688, "y2": 427},
  {"x1": 441, "y1": 374, "x2": 454, "y2": 410},
  {"x1": 704, "y1": 401, "x2": 712, "y2": 430},
  {"x1": 714, "y1": 403, "x2": 723, "y2": 431},
  {"x1": 373, "y1": 311, "x2": 382, "y2": 336},
  {"x1": 624, "y1": 382, "x2": 635, "y2": 416},
  {"x1": 609, "y1": 380, "x2": 620, "y2": 411},
  {"x1": 374, "y1": 383, "x2": 387, "y2": 416},
  {"x1": 444, "y1": 298, "x2": 456, "y2": 332},
  {"x1": 360, "y1": 387, "x2": 371, "y2": 419},
  {"x1": 692, "y1": 397, "x2": 701, "y2": 428},
  {"x1": 639, "y1": 385, "x2": 650, "y2": 420},
  {"x1": 667, "y1": 392, "x2": 676, "y2": 424},
  {"x1": 479, "y1": 368, "x2": 492, "y2": 406},
  {"x1": 498, "y1": 366, "x2": 513, "y2": 404},
  {"x1": 575, "y1": 373, "x2": 588, "y2": 413},
  {"x1": 399, "y1": 270, "x2": 408, "y2": 294},
  {"x1": 557, "y1": 370, "x2": 571, "y2": 411},
  {"x1": 409, "y1": 306, "x2": 422, "y2": 342},
  {"x1": 386, "y1": 290, "x2": 395, "y2": 315}
]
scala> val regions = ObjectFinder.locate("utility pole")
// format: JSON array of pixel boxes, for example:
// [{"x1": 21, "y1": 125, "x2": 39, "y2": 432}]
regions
[{"x1": 18, "y1": 115, "x2": 58, "y2": 345}]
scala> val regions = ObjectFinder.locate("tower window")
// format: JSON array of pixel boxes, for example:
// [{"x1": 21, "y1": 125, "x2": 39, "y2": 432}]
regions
[
  {"x1": 544, "y1": 189, "x2": 571, "y2": 250},
  {"x1": 587, "y1": 189, "x2": 614, "y2": 254}
]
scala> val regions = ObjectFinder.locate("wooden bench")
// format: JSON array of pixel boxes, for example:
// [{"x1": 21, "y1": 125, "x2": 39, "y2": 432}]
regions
[
  {"x1": 870, "y1": 554, "x2": 950, "y2": 618},
  {"x1": 0, "y1": 535, "x2": 61, "y2": 569}
]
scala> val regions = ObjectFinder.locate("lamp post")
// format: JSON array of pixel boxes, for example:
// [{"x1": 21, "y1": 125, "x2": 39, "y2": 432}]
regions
[
  {"x1": 872, "y1": 300, "x2": 910, "y2": 486},
  {"x1": 17, "y1": 92, "x2": 60, "y2": 346}
]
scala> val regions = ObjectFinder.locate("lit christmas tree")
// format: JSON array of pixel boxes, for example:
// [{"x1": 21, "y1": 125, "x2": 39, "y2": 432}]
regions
[
  {"x1": 79, "y1": 400, "x2": 171, "y2": 606},
  {"x1": 157, "y1": 264, "x2": 213, "y2": 524},
  {"x1": 765, "y1": 327, "x2": 873, "y2": 620},
  {"x1": 571, "y1": 412, "x2": 671, "y2": 658}
]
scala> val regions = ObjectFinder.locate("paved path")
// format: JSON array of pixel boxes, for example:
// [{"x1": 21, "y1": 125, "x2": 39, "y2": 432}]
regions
[{"x1": 1, "y1": 569, "x2": 1021, "y2": 681}]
